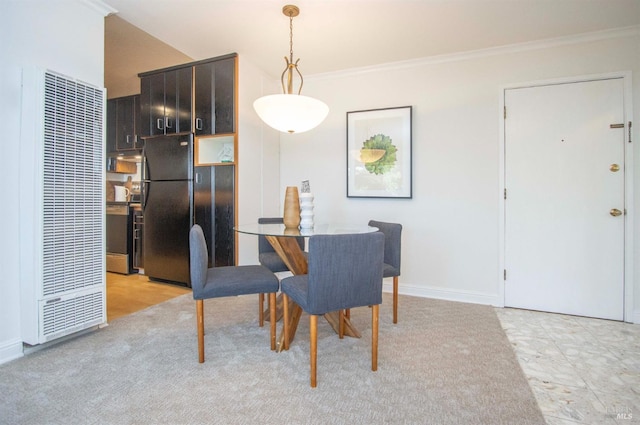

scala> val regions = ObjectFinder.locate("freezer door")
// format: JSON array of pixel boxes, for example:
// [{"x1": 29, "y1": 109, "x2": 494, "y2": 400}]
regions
[
  {"x1": 143, "y1": 180, "x2": 193, "y2": 286},
  {"x1": 142, "y1": 134, "x2": 193, "y2": 181}
]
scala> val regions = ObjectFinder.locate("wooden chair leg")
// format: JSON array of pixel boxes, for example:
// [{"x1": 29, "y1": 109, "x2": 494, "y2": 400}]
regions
[
  {"x1": 269, "y1": 292, "x2": 277, "y2": 351},
  {"x1": 310, "y1": 314, "x2": 318, "y2": 388},
  {"x1": 283, "y1": 293, "x2": 290, "y2": 351},
  {"x1": 339, "y1": 309, "x2": 345, "y2": 339},
  {"x1": 345, "y1": 308, "x2": 351, "y2": 319},
  {"x1": 196, "y1": 299, "x2": 205, "y2": 363},
  {"x1": 372, "y1": 304, "x2": 379, "y2": 371},
  {"x1": 393, "y1": 276, "x2": 398, "y2": 324},
  {"x1": 259, "y1": 293, "x2": 265, "y2": 327}
]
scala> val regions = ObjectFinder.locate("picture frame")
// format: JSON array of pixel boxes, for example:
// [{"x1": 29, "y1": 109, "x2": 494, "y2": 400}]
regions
[{"x1": 346, "y1": 106, "x2": 412, "y2": 198}]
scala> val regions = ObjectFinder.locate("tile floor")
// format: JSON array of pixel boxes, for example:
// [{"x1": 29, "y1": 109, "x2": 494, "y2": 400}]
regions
[{"x1": 495, "y1": 308, "x2": 640, "y2": 424}]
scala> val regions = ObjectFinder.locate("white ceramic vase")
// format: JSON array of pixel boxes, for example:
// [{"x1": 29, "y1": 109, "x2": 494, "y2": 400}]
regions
[{"x1": 299, "y1": 193, "x2": 314, "y2": 229}]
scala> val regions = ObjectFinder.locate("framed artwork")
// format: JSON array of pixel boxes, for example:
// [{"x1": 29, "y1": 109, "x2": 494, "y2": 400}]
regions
[{"x1": 346, "y1": 106, "x2": 412, "y2": 198}]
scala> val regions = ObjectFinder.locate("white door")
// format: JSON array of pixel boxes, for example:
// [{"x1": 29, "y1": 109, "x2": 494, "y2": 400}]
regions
[{"x1": 504, "y1": 78, "x2": 625, "y2": 320}]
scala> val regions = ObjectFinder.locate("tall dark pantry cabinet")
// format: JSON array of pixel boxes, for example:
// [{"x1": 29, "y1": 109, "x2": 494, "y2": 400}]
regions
[{"x1": 139, "y1": 54, "x2": 237, "y2": 287}]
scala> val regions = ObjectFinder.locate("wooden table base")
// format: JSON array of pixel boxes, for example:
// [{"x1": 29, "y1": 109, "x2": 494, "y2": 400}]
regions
[
  {"x1": 267, "y1": 296, "x2": 362, "y2": 351},
  {"x1": 324, "y1": 311, "x2": 361, "y2": 338}
]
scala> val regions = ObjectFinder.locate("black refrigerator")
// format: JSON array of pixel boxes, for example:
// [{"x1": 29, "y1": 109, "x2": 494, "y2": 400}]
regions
[{"x1": 142, "y1": 134, "x2": 193, "y2": 286}]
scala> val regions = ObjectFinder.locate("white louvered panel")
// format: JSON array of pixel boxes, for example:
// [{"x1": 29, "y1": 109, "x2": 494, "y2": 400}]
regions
[
  {"x1": 42, "y1": 72, "x2": 104, "y2": 297},
  {"x1": 20, "y1": 67, "x2": 106, "y2": 345},
  {"x1": 40, "y1": 290, "x2": 105, "y2": 342}
]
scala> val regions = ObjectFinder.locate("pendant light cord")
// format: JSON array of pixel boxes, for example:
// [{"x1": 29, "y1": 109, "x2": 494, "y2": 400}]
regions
[{"x1": 289, "y1": 12, "x2": 294, "y2": 64}]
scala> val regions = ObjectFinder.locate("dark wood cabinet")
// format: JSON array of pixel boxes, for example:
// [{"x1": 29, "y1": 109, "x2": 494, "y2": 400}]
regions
[
  {"x1": 194, "y1": 165, "x2": 235, "y2": 267},
  {"x1": 116, "y1": 95, "x2": 141, "y2": 150},
  {"x1": 139, "y1": 53, "x2": 238, "y2": 266},
  {"x1": 140, "y1": 67, "x2": 192, "y2": 137},
  {"x1": 106, "y1": 95, "x2": 142, "y2": 153},
  {"x1": 194, "y1": 57, "x2": 236, "y2": 135},
  {"x1": 106, "y1": 99, "x2": 117, "y2": 153}
]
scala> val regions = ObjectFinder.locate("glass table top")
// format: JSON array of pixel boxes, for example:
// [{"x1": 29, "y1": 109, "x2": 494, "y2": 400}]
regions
[{"x1": 233, "y1": 223, "x2": 378, "y2": 237}]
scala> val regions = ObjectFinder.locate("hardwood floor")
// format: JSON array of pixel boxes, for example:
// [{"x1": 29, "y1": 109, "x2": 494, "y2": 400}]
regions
[{"x1": 106, "y1": 272, "x2": 191, "y2": 321}]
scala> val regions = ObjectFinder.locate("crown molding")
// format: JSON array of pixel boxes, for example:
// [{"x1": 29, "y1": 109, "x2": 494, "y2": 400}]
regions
[
  {"x1": 79, "y1": 0, "x2": 117, "y2": 17},
  {"x1": 309, "y1": 25, "x2": 640, "y2": 82}
]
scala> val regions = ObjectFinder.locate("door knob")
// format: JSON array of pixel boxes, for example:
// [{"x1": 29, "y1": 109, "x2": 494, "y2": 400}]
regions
[
  {"x1": 610, "y1": 209, "x2": 622, "y2": 217},
  {"x1": 610, "y1": 164, "x2": 620, "y2": 172}
]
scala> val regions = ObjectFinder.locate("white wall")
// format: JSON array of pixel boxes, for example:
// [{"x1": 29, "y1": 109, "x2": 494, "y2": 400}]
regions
[
  {"x1": 277, "y1": 29, "x2": 640, "y2": 318},
  {"x1": 0, "y1": 0, "x2": 113, "y2": 364},
  {"x1": 237, "y1": 56, "x2": 281, "y2": 265}
]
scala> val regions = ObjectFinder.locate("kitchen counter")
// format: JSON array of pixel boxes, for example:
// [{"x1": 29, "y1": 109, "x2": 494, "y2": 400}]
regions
[{"x1": 106, "y1": 201, "x2": 141, "y2": 210}]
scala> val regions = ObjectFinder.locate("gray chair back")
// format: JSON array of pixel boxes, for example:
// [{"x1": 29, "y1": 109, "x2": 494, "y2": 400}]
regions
[
  {"x1": 306, "y1": 232, "x2": 384, "y2": 315},
  {"x1": 189, "y1": 224, "x2": 209, "y2": 298},
  {"x1": 368, "y1": 220, "x2": 402, "y2": 272}
]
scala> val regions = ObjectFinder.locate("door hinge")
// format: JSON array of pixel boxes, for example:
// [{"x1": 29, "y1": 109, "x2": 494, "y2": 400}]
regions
[
  {"x1": 629, "y1": 121, "x2": 632, "y2": 143},
  {"x1": 504, "y1": 269, "x2": 507, "y2": 280},
  {"x1": 504, "y1": 106, "x2": 507, "y2": 119},
  {"x1": 504, "y1": 188, "x2": 507, "y2": 200}
]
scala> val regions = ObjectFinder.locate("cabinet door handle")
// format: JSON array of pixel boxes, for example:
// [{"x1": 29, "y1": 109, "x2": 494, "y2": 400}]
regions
[
  {"x1": 165, "y1": 116, "x2": 173, "y2": 129},
  {"x1": 126, "y1": 134, "x2": 131, "y2": 145},
  {"x1": 156, "y1": 118, "x2": 164, "y2": 130},
  {"x1": 195, "y1": 118, "x2": 203, "y2": 131}
]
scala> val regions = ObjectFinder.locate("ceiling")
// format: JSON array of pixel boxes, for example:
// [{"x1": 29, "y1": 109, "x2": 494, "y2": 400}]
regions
[
  {"x1": 105, "y1": 15, "x2": 193, "y2": 98},
  {"x1": 103, "y1": 0, "x2": 639, "y2": 95}
]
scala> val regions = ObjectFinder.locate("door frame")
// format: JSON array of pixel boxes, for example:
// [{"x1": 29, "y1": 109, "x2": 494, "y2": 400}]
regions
[{"x1": 498, "y1": 71, "x2": 634, "y2": 322}]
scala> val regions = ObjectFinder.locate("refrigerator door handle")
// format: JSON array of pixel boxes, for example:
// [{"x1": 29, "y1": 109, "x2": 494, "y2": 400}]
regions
[
  {"x1": 141, "y1": 146, "x2": 148, "y2": 182},
  {"x1": 142, "y1": 181, "x2": 149, "y2": 210}
]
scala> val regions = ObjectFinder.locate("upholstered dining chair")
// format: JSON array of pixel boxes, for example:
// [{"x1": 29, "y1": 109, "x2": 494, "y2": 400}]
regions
[
  {"x1": 189, "y1": 224, "x2": 279, "y2": 363},
  {"x1": 368, "y1": 220, "x2": 403, "y2": 324},
  {"x1": 280, "y1": 232, "x2": 385, "y2": 387},
  {"x1": 257, "y1": 217, "x2": 306, "y2": 323}
]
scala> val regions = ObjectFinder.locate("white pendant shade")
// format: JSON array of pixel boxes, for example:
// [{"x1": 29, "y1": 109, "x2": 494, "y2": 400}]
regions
[{"x1": 253, "y1": 94, "x2": 329, "y2": 134}]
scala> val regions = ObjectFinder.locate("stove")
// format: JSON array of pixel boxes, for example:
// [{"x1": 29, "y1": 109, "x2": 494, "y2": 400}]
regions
[{"x1": 106, "y1": 202, "x2": 139, "y2": 274}]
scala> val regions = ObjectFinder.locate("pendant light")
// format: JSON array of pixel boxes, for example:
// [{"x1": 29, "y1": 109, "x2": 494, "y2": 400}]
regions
[{"x1": 253, "y1": 5, "x2": 329, "y2": 134}]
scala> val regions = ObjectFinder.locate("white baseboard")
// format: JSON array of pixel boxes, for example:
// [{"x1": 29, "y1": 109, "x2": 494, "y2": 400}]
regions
[
  {"x1": 0, "y1": 339, "x2": 24, "y2": 365},
  {"x1": 383, "y1": 282, "x2": 640, "y2": 324},
  {"x1": 383, "y1": 281, "x2": 501, "y2": 307}
]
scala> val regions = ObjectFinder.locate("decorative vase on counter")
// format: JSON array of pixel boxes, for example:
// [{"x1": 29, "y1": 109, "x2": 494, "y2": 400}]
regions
[
  {"x1": 299, "y1": 193, "x2": 314, "y2": 229},
  {"x1": 283, "y1": 186, "x2": 301, "y2": 229}
]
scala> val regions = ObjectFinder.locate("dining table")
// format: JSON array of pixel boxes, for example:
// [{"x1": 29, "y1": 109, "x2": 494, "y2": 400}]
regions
[{"x1": 234, "y1": 222, "x2": 379, "y2": 351}]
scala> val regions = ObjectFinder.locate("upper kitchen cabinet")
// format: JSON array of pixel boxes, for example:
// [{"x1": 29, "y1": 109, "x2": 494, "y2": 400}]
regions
[
  {"x1": 106, "y1": 95, "x2": 143, "y2": 153},
  {"x1": 139, "y1": 67, "x2": 192, "y2": 137},
  {"x1": 194, "y1": 56, "x2": 236, "y2": 135},
  {"x1": 106, "y1": 99, "x2": 117, "y2": 153}
]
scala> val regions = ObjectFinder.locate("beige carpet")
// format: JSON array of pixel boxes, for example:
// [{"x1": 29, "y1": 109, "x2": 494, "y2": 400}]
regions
[{"x1": 0, "y1": 293, "x2": 545, "y2": 424}]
